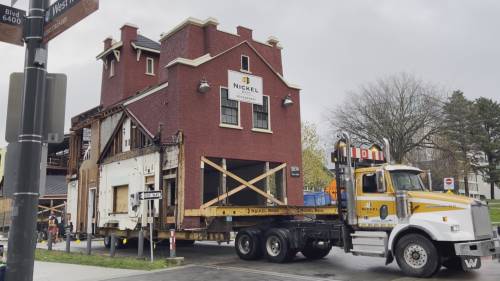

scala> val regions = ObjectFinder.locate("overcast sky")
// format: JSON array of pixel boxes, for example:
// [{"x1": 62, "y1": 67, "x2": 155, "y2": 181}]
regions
[{"x1": 1, "y1": 0, "x2": 499, "y2": 147}]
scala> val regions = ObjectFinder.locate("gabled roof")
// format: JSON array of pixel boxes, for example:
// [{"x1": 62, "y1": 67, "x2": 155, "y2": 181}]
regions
[
  {"x1": 165, "y1": 40, "x2": 301, "y2": 90},
  {"x1": 132, "y1": 35, "x2": 160, "y2": 53}
]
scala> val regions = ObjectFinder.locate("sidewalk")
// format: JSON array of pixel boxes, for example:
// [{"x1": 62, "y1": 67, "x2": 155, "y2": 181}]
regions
[{"x1": 34, "y1": 261, "x2": 146, "y2": 281}]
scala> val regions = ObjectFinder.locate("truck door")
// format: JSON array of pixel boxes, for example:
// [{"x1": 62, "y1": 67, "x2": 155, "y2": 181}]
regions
[{"x1": 356, "y1": 170, "x2": 397, "y2": 228}]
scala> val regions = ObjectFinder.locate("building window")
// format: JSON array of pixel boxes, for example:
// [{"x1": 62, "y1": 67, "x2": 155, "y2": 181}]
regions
[
  {"x1": 241, "y1": 55, "x2": 249, "y2": 72},
  {"x1": 113, "y1": 185, "x2": 128, "y2": 213},
  {"x1": 109, "y1": 59, "x2": 115, "y2": 78},
  {"x1": 220, "y1": 88, "x2": 239, "y2": 126},
  {"x1": 253, "y1": 96, "x2": 270, "y2": 130},
  {"x1": 146, "y1": 57, "x2": 154, "y2": 75}
]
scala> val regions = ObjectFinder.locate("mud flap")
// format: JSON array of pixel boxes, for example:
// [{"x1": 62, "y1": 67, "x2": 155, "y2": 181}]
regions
[{"x1": 460, "y1": 256, "x2": 481, "y2": 271}]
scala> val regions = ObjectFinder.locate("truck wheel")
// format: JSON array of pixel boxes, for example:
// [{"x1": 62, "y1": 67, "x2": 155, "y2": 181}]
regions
[
  {"x1": 395, "y1": 234, "x2": 440, "y2": 278},
  {"x1": 301, "y1": 241, "x2": 332, "y2": 260},
  {"x1": 264, "y1": 228, "x2": 293, "y2": 263},
  {"x1": 235, "y1": 229, "x2": 262, "y2": 260}
]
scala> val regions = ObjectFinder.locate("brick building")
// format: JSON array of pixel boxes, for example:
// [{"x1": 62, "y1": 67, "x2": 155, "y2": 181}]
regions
[{"x1": 67, "y1": 18, "x2": 302, "y2": 232}]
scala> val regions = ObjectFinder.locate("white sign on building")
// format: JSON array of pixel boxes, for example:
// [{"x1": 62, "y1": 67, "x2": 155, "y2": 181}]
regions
[{"x1": 228, "y1": 70, "x2": 263, "y2": 105}]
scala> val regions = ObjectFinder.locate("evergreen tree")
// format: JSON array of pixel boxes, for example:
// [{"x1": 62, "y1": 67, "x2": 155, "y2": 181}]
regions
[
  {"x1": 442, "y1": 91, "x2": 477, "y2": 195},
  {"x1": 474, "y1": 98, "x2": 500, "y2": 199}
]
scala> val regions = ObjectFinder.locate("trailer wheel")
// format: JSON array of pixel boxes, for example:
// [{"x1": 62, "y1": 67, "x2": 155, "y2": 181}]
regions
[
  {"x1": 301, "y1": 241, "x2": 332, "y2": 260},
  {"x1": 395, "y1": 234, "x2": 440, "y2": 278},
  {"x1": 264, "y1": 228, "x2": 293, "y2": 263},
  {"x1": 235, "y1": 229, "x2": 262, "y2": 260}
]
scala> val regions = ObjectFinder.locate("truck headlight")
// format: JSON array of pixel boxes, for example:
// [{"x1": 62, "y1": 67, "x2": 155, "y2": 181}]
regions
[{"x1": 451, "y1": 225, "x2": 460, "y2": 232}]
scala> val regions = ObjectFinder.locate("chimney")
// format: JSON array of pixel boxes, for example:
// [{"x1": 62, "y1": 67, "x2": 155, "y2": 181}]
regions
[
  {"x1": 120, "y1": 23, "x2": 138, "y2": 43},
  {"x1": 103, "y1": 36, "x2": 113, "y2": 50},
  {"x1": 236, "y1": 26, "x2": 253, "y2": 40}
]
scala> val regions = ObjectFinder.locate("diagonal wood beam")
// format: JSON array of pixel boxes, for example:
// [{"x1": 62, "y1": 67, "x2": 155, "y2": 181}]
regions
[
  {"x1": 201, "y1": 157, "x2": 286, "y2": 207},
  {"x1": 200, "y1": 163, "x2": 287, "y2": 209}
]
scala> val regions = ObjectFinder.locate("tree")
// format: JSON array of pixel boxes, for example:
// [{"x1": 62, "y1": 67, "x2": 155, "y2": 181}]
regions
[
  {"x1": 474, "y1": 98, "x2": 500, "y2": 199},
  {"x1": 302, "y1": 122, "x2": 333, "y2": 191},
  {"x1": 441, "y1": 91, "x2": 477, "y2": 196},
  {"x1": 327, "y1": 73, "x2": 443, "y2": 163}
]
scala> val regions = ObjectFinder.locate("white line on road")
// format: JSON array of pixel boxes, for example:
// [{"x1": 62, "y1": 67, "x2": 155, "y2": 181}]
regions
[{"x1": 201, "y1": 264, "x2": 343, "y2": 281}]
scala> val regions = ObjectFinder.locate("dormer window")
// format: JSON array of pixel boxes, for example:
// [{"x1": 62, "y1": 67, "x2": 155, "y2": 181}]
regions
[
  {"x1": 146, "y1": 57, "x2": 155, "y2": 75},
  {"x1": 109, "y1": 59, "x2": 115, "y2": 78},
  {"x1": 241, "y1": 55, "x2": 249, "y2": 72}
]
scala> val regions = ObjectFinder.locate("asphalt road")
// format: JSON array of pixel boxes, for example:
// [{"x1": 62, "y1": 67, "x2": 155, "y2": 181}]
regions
[{"x1": 43, "y1": 240, "x2": 500, "y2": 281}]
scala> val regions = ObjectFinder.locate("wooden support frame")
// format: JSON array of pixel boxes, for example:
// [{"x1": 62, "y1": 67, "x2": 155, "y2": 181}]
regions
[{"x1": 200, "y1": 157, "x2": 286, "y2": 208}]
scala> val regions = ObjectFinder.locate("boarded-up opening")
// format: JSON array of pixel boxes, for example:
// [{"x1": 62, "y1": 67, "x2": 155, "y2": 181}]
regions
[
  {"x1": 113, "y1": 185, "x2": 128, "y2": 213},
  {"x1": 202, "y1": 158, "x2": 284, "y2": 206}
]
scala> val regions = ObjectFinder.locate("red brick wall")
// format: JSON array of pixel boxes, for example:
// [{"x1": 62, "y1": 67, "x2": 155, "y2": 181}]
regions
[
  {"x1": 158, "y1": 21, "x2": 283, "y2": 83},
  {"x1": 168, "y1": 43, "x2": 302, "y2": 227},
  {"x1": 100, "y1": 25, "x2": 160, "y2": 108}
]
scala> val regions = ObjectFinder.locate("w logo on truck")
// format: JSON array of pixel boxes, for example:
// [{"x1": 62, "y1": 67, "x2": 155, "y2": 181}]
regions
[{"x1": 461, "y1": 256, "x2": 481, "y2": 270}]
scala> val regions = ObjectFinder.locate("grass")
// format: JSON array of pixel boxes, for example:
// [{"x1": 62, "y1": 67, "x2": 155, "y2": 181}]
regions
[
  {"x1": 488, "y1": 199, "x2": 500, "y2": 224},
  {"x1": 35, "y1": 249, "x2": 172, "y2": 270}
]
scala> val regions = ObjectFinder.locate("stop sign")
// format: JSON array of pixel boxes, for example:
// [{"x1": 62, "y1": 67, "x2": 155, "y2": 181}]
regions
[{"x1": 443, "y1": 177, "x2": 454, "y2": 190}]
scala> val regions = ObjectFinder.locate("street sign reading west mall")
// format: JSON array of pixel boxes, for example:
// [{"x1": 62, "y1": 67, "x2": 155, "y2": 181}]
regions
[
  {"x1": 139, "y1": 191, "x2": 163, "y2": 200},
  {"x1": 0, "y1": 4, "x2": 25, "y2": 46},
  {"x1": 44, "y1": 0, "x2": 99, "y2": 42}
]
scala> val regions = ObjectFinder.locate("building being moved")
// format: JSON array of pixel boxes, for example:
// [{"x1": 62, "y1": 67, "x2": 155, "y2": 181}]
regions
[{"x1": 67, "y1": 18, "x2": 303, "y2": 237}]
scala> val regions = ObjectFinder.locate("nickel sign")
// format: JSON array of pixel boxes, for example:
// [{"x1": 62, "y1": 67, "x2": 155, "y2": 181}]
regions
[{"x1": 228, "y1": 70, "x2": 263, "y2": 105}]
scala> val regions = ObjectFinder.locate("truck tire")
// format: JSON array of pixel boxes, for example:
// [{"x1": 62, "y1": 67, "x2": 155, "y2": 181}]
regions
[
  {"x1": 235, "y1": 229, "x2": 263, "y2": 260},
  {"x1": 395, "y1": 234, "x2": 441, "y2": 278},
  {"x1": 301, "y1": 241, "x2": 332, "y2": 260},
  {"x1": 264, "y1": 228, "x2": 293, "y2": 263}
]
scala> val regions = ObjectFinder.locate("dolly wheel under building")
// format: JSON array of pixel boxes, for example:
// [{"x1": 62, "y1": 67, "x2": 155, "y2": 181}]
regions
[
  {"x1": 301, "y1": 240, "x2": 332, "y2": 260},
  {"x1": 235, "y1": 229, "x2": 263, "y2": 260},
  {"x1": 104, "y1": 235, "x2": 123, "y2": 249},
  {"x1": 395, "y1": 234, "x2": 441, "y2": 278},
  {"x1": 264, "y1": 228, "x2": 295, "y2": 263}
]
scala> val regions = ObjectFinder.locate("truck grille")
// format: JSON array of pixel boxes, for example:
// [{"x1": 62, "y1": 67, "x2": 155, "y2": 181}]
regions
[{"x1": 471, "y1": 204, "x2": 493, "y2": 240}]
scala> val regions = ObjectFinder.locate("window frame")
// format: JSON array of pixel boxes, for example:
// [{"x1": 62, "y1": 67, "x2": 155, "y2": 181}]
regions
[
  {"x1": 146, "y1": 57, "x2": 155, "y2": 76},
  {"x1": 241, "y1": 55, "x2": 250, "y2": 72},
  {"x1": 219, "y1": 86, "x2": 242, "y2": 129},
  {"x1": 252, "y1": 95, "x2": 272, "y2": 133}
]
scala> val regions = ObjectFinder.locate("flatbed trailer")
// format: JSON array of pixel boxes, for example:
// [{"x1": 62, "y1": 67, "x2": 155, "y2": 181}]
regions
[{"x1": 99, "y1": 205, "x2": 341, "y2": 246}]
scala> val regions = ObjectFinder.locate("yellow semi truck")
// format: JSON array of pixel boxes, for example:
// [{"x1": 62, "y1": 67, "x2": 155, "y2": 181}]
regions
[{"x1": 230, "y1": 133, "x2": 499, "y2": 278}]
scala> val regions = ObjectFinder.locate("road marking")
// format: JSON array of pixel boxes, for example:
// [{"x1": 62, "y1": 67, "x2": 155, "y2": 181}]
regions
[{"x1": 201, "y1": 264, "x2": 342, "y2": 281}]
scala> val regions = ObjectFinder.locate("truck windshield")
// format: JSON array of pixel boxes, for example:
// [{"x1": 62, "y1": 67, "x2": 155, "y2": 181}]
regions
[{"x1": 390, "y1": 171, "x2": 425, "y2": 191}]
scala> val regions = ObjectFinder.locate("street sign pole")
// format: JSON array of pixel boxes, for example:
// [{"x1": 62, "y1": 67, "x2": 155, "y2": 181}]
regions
[
  {"x1": 5, "y1": 1, "x2": 50, "y2": 280},
  {"x1": 149, "y1": 200, "x2": 154, "y2": 262}
]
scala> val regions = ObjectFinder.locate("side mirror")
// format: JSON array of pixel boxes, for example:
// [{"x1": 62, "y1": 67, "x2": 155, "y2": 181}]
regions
[{"x1": 376, "y1": 170, "x2": 386, "y2": 193}]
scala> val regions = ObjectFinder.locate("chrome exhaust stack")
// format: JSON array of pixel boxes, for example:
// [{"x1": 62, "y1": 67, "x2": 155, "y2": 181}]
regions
[
  {"x1": 340, "y1": 132, "x2": 357, "y2": 226},
  {"x1": 383, "y1": 138, "x2": 391, "y2": 164}
]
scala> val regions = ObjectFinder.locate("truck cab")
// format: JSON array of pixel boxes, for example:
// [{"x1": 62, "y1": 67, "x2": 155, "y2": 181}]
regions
[{"x1": 335, "y1": 133, "x2": 500, "y2": 277}]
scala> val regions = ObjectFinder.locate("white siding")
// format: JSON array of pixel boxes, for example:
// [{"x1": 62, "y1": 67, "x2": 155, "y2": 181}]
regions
[
  {"x1": 98, "y1": 152, "x2": 161, "y2": 230},
  {"x1": 67, "y1": 180, "x2": 79, "y2": 229}
]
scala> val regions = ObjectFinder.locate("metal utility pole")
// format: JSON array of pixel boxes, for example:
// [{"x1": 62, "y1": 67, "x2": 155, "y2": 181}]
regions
[{"x1": 6, "y1": 1, "x2": 49, "y2": 280}]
